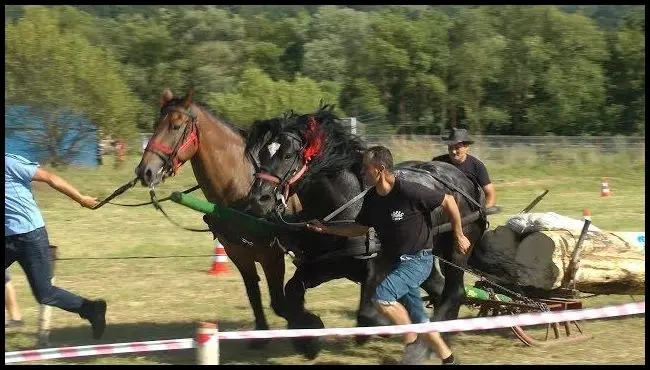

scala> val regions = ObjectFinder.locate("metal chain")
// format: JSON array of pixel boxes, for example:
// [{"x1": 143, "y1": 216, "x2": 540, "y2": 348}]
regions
[{"x1": 436, "y1": 255, "x2": 549, "y2": 312}]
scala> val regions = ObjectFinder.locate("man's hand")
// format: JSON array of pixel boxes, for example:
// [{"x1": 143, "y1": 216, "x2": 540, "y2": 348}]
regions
[
  {"x1": 306, "y1": 219, "x2": 326, "y2": 233},
  {"x1": 456, "y1": 234, "x2": 471, "y2": 255},
  {"x1": 79, "y1": 195, "x2": 100, "y2": 209}
]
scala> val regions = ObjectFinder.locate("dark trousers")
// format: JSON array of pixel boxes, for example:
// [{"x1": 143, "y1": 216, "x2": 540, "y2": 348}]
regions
[{"x1": 5, "y1": 227, "x2": 84, "y2": 313}]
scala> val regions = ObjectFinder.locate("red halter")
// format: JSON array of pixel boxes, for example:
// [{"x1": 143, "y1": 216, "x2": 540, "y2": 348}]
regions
[{"x1": 145, "y1": 107, "x2": 199, "y2": 176}]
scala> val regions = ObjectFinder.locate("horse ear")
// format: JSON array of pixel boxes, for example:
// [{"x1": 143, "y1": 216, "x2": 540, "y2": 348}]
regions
[
  {"x1": 160, "y1": 89, "x2": 174, "y2": 107},
  {"x1": 184, "y1": 88, "x2": 195, "y2": 109}
]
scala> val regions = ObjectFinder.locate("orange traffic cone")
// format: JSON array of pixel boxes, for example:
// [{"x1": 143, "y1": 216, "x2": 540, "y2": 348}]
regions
[
  {"x1": 582, "y1": 209, "x2": 592, "y2": 221},
  {"x1": 600, "y1": 177, "x2": 611, "y2": 198},
  {"x1": 208, "y1": 238, "x2": 230, "y2": 276}
]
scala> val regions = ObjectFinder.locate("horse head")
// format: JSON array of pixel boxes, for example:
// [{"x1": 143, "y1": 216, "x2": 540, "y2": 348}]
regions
[
  {"x1": 136, "y1": 88, "x2": 200, "y2": 187},
  {"x1": 246, "y1": 104, "x2": 363, "y2": 218}
]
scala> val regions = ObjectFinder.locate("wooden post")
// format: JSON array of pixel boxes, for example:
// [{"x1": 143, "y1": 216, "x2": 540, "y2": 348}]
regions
[
  {"x1": 562, "y1": 210, "x2": 592, "y2": 289},
  {"x1": 37, "y1": 245, "x2": 57, "y2": 347},
  {"x1": 195, "y1": 321, "x2": 219, "y2": 365}
]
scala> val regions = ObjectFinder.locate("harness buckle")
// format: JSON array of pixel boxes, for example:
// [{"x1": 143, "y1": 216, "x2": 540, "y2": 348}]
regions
[{"x1": 276, "y1": 192, "x2": 288, "y2": 208}]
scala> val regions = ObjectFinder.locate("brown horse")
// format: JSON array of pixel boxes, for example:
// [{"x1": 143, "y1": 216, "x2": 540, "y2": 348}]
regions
[{"x1": 135, "y1": 88, "x2": 301, "y2": 348}]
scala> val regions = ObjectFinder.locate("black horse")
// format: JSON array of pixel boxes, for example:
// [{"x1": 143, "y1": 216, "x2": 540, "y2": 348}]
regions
[{"x1": 245, "y1": 105, "x2": 488, "y2": 359}]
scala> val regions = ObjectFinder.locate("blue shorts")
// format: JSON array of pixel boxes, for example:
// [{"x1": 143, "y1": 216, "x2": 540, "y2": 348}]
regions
[{"x1": 375, "y1": 249, "x2": 433, "y2": 324}]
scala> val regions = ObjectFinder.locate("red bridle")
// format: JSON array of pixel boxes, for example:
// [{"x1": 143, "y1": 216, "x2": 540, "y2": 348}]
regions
[
  {"x1": 256, "y1": 163, "x2": 309, "y2": 202},
  {"x1": 145, "y1": 108, "x2": 199, "y2": 176},
  {"x1": 254, "y1": 117, "x2": 325, "y2": 205}
]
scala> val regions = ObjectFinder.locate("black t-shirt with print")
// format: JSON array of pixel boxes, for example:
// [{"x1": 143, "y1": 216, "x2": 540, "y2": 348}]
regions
[
  {"x1": 431, "y1": 154, "x2": 491, "y2": 188},
  {"x1": 355, "y1": 178, "x2": 445, "y2": 262}
]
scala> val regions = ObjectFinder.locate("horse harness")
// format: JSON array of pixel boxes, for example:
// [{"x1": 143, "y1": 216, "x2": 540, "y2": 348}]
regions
[
  {"x1": 144, "y1": 106, "x2": 199, "y2": 178},
  {"x1": 254, "y1": 132, "x2": 310, "y2": 211}
]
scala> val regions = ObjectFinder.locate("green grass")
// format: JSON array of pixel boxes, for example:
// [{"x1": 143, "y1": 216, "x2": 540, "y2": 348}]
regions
[{"x1": 5, "y1": 154, "x2": 645, "y2": 364}]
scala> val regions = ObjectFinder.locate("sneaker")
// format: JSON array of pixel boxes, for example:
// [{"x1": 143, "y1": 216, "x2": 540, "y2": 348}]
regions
[
  {"x1": 5, "y1": 319, "x2": 25, "y2": 328},
  {"x1": 79, "y1": 299, "x2": 107, "y2": 340},
  {"x1": 442, "y1": 354, "x2": 460, "y2": 365},
  {"x1": 401, "y1": 337, "x2": 430, "y2": 365}
]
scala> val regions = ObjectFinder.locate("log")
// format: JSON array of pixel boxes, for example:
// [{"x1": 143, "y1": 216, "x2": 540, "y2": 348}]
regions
[
  {"x1": 469, "y1": 226, "x2": 521, "y2": 282},
  {"x1": 515, "y1": 230, "x2": 645, "y2": 295}
]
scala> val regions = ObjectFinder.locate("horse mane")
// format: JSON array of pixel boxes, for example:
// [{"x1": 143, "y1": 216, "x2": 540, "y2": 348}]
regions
[
  {"x1": 245, "y1": 104, "x2": 367, "y2": 186},
  {"x1": 163, "y1": 96, "x2": 248, "y2": 138}
]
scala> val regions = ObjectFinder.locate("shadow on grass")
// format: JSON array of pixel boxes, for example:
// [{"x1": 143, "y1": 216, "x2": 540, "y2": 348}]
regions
[{"x1": 5, "y1": 319, "x2": 385, "y2": 365}]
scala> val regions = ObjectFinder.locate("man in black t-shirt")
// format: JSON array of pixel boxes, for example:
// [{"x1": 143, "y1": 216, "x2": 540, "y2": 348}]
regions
[
  {"x1": 432, "y1": 128, "x2": 497, "y2": 208},
  {"x1": 307, "y1": 146, "x2": 469, "y2": 365}
]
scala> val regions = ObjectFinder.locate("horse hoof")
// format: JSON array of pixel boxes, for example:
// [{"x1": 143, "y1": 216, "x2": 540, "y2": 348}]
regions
[
  {"x1": 288, "y1": 312, "x2": 324, "y2": 359},
  {"x1": 248, "y1": 337, "x2": 271, "y2": 350},
  {"x1": 292, "y1": 337, "x2": 321, "y2": 360},
  {"x1": 354, "y1": 334, "x2": 371, "y2": 346}
]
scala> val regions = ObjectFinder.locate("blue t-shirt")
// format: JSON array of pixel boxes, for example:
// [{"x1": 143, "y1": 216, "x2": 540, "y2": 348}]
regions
[{"x1": 5, "y1": 153, "x2": 46, "y2": 236}]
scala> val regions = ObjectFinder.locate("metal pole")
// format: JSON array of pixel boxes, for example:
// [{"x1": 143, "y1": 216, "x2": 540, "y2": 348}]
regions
[{"x1": 562, "y1": 210, "x2": 592, "y2": 288}]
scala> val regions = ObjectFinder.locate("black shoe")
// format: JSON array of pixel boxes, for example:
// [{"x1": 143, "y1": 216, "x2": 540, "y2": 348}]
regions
[
  {"x1": 5, "y1": 319, "x2": 25, "y2": 329},
  {"x1": 442, "y1": 353, "x2": 460, "y2": 365},
  {"x1": 401, "y1": 337, "x2": 430, "y2": 365},
  {"x1": 79, "y1": 299, "x2": 107, "y2": 340}
]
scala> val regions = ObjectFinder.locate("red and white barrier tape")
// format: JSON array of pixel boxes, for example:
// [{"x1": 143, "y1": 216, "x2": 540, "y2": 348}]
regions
[
  {"x1": 5, "y1": 301, "x2": 644, "y2": 364},
  {"x1": 5, "y1": 338, "x2": 193, "y2": 364},
  {"x1": 217, "y1": 301, "x2": 644, "y2": 340}
]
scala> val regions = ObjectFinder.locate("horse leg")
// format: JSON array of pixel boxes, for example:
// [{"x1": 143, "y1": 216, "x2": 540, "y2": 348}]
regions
[
  {"x1": 356, "y1": 257, "x2": 393, "y2": 346},
  {"x1": 285, "y1": 259, "x2": 362, "y2": 360},
  {"x1": 283, "y1": 270, "x2": 325, "y2": 360},
  {"x1": 223, "y1": 244, "x2": 271, "y2": 350},
  {"x1": 430, "y1": 235, "x2": 469, "y2": 344},
  {"x1": 420, "y1": 251, "x2": 445, "y2": 314},
  {"x1": 259, "y1": 247, "x2": 287, "y2": 319}
]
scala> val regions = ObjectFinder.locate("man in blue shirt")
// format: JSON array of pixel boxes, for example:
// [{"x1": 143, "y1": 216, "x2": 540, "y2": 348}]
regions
[{"x1": 5, "y1": 153, "x2": 107, "y2": 340}]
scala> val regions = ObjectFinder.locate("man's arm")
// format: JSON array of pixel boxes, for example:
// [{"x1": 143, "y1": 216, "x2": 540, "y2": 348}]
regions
[
  {"x1": 32, "y1": 168, "x2": 99, "y2": 209},
  {"x1": 441, "y1": 194, "x2": 471, "y2": 255},
  {"x1": 483, "y1": 183, "x2": 497, "y2": 208},
  {"x1": 475, "y1": 160, "x2": 496, "y2": 208},
  {"x1": 306, "y1": 220, "x2": 369, "y2": 238}
]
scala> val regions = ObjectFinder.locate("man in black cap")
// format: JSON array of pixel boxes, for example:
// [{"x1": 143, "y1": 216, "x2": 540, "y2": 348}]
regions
[{"x1": 432, "y1": 128, "x2": 497, "y2": 209}]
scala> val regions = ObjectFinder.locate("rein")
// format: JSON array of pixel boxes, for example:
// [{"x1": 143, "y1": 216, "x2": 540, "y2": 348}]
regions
[
  {"x1": 93, "y1": 180, "x2": 209, "y2": 232},
  {"x1": 92, "y1": 178, "x2": 201, "y2": 210},
  {"x1": 149, "y1": 189, "x2": 211, "y2": 232}
]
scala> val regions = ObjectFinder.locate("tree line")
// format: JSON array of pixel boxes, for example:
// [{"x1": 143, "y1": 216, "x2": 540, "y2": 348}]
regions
[{"x1": 5, "y1": 5, "x2": 645, "y2": 144}]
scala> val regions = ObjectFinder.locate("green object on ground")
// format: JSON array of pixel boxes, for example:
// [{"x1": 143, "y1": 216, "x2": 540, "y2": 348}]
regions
[{"x1": 465, "y1": 285, "x2": 513, "y2": 302}]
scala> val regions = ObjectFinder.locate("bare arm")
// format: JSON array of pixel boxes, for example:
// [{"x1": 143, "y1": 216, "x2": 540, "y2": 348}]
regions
[
  {"x1": 441, "y1": 194, "x2": 471, "y2": 254},
  {"x1": 306, "y1": 220, "x2": 369, "y2": 238},
  {"x1": 483, "y1": 183, "x2": 497, "y2": 208},
  {"x1": 32, "y1": 168, "x2": 99, "y2": 209}
]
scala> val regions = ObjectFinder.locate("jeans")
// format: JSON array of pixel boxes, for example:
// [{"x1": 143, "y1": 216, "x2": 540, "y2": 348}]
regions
[
  {"x1": 375, "y1": 249, "x2": 433, "y2": 324},
  {"x1": 5, "y1": 227, "x2": 84, "y2": 313}
]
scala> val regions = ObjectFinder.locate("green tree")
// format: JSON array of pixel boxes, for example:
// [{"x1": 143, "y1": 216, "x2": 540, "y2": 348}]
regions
[
  {"x1": 446, "y1": 7, "x2": 505, "y2": 134},
  {"x1": 602, "y1": 8, "x2": 645, "y2": 135},
  {"x1": 207, "y1": 68, "x2": 339, "y2": 125},
  {"x1": 5, "y1": 6, "x2": 139, "y2": 165}
]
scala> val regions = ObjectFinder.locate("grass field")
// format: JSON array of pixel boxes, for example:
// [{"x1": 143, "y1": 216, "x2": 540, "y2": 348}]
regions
[{"x1": 5, "y1": 154, "x2": 645, "y2": 365}]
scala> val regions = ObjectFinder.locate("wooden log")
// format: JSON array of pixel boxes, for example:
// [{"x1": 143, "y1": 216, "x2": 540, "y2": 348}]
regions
[
  {"x1": 469, "y1": 226, "x2": 520, "y2": 282},
  {"x1": 515, "y1": 230, "x2": 645, "y2": 295}
]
